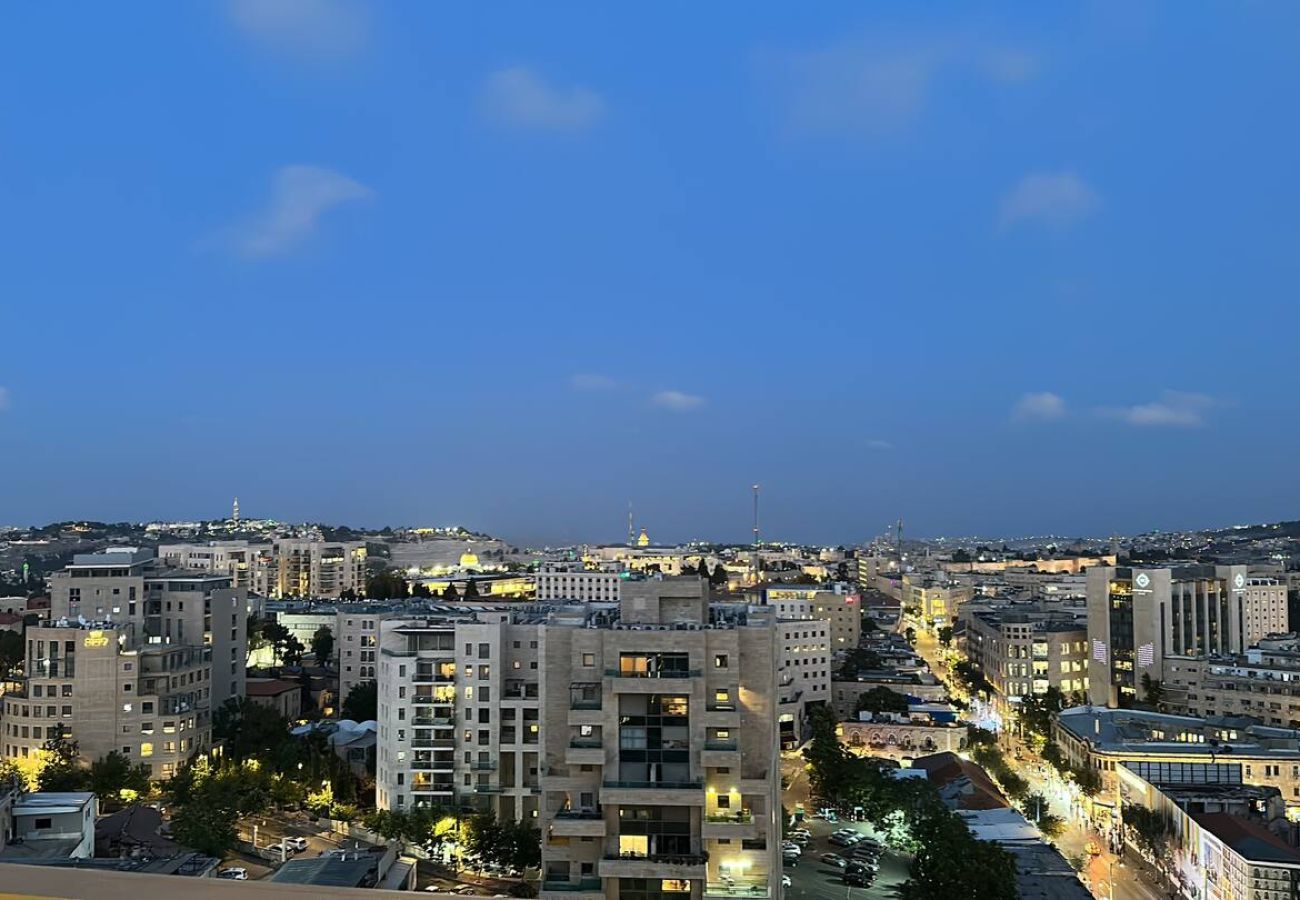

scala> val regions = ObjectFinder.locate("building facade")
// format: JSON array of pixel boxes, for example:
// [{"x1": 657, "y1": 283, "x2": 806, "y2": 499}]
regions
[
  {"x1": 959, "y1": 609, "x2": 1089, "y2": 717},
  {"x1": 1086, "y1": 566, "x2": 1287, "y2": 707},
  {"x1": 48, "y1": 548, "x2": 247, "y2": 709},
  {"x1": 2, "y1": 621, "x2": 212, "y2": 779},
  {"x1": 535, "y1": 567, "x2": 622, "y2": 603},
  {"x1": 375, "y1": 578, "x2": 783, "y2": 900},
  {"x1": 273, "y1": 540, "x2": 367, "y2": 599},
  {"x1": 1163, "y1": 641, "x2": 1300, "y2": 728}
]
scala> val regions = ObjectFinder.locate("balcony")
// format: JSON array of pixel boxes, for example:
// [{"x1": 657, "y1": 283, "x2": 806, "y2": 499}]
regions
[
  {"x1": 702, "y1": 811, "x2": 758, "y2": 839},
  {"x1": 566, "y1": 738, "x2": 605, "y2": 766},
  {"x1": 412, "y1": 738, "x2": 455, "y2": 749},
  {"x1": 705, "y1": 880, "x2": 769, "y2": 898},
  {"x1": 600, "y1": 779, "x2": 704, "y2": 806},
  {"x1": 704, "y1": 740, "x2": 738, "y2": 751},
  {"x1": 554, "y1": 808, "x2": 603, "y2": 819},
  {"x1": 549, "y1": 811, "x2": 605, "y2": 838},
  {"x1": 569, "y1": 699, "x2": 601, "y2": 710},
  {"x1": 472, "y1": 761, "x2": 496, "y2": 771},
  {"x1": 540, "y1": 878, "x2": 603, "y2": 898},
  {"x1": 604, "y1": 668, "x2": 702, "y2": 678},
  {"x1": 598, "y1": 852, "x2": 708, "y2": 880},
  {"x1": 475, "y1": 784, "x2": 503, "y2": 794}
]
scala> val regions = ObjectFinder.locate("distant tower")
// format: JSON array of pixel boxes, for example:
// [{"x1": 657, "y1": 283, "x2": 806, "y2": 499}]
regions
[
  {"x1": 232, "y1": 497, "x2": 241, "y2": 527},
  {"x1": 628, "y1": 502, "x2": 635, "y2": 548},
  {"x1": 750, "y1": 484, "x2": 761, "y2": 579},
  {"x1": 895, "y1": 517, "x2": 904, "y2": 563}
]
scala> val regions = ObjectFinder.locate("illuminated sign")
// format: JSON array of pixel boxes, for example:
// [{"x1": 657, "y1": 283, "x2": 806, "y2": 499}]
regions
[
  {"x1": 768, "y1": 589, "x2": 816, "y2": 601},
  {"x1": 84, "y1": 630, "x2": 109, "y2": 648}
]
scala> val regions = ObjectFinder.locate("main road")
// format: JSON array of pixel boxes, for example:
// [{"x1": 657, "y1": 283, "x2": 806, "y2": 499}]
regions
[{"x1": 909, "y1": 628, "x2": 1173, "y2": 900}]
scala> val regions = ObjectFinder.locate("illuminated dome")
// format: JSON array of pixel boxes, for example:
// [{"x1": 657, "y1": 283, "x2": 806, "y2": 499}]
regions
[
  {"x1": 459, "y1": 550, "x2": 480, "y2": 568},
  {"x1": 636, "y1": 528, "x2": 650, "y2": 547}
]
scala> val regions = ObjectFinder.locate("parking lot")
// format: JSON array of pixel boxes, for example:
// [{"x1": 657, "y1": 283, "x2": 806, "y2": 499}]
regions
[{"x1": 782, "y1": 818, "x2": 909, "y2": 900}]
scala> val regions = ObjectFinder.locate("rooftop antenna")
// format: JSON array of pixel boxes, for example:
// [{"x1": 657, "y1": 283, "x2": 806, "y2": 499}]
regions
[
  {"x1": 896, "y1": 517, "x2": 904, "y2": 563},
  {"x1": 627, "y1": 501, "x2": 634, "y2": 548},
  {"x1": 752, "y1": 484, "x2": 761, "y2": 548}
]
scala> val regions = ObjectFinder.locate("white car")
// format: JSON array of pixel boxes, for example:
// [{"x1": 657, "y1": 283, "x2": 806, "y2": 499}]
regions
[
  {"x1": 286, "y1": 836, "x2": 309, "y2": 851},
  {"x1": 217, "y1": 868, "x2": 248, "y2": 880},
  {"x1": 781, "y1": 875, "x2": 792, "y2": 888}
]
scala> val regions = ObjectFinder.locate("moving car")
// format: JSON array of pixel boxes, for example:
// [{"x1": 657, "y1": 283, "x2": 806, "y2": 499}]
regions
[
  {"x1": 820, "y1": 853, "x2": 848, "y2": 869},
  {"x1": 217, "y1": 868, "x2": 248, "y2": 880},
  {"x1": 285, "y1": 836, "x2": 309, "y2": 851}
]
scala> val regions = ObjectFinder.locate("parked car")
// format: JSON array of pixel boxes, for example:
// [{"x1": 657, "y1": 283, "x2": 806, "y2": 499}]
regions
[
  {"x1": 844, "y1": 870, "x2": 873, "y2": 887},
  {"x1": 781, "y1": 842, "x2": 802, "y2": 855},
  {"x1": 820, "y1": 853, "x2": 848, "y2": 869},
  {"x1": 217, "y1": 868, "x2": 248, "y2": 880},
  {"x1": 781, "y1": 875, "x2": 792, "y2": 888},
  {"x1": 285, "y1": 836, "x2": 309, "y2": 851},
  {"x1": 783, "y1": 849, "x2": 802, "y2": 862}
]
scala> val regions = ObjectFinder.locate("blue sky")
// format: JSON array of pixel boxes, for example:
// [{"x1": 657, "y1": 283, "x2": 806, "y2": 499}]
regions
[{"x1": 2, "y1": 2, "x2": 1299, "y2": 545}]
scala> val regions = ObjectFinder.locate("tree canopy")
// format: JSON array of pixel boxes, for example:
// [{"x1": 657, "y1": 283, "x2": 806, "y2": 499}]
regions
[
  {"x1": 312, "y1": 626, "x2": 335, "y2": 667},
  {"x1": 342, "y1": 681, "x2": 378, "y2": 722}
]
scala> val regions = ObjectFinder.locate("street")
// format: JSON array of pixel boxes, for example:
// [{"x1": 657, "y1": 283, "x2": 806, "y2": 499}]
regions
[{"x1": 909, "y1": 628, "x2": 1171, "y2": 900}]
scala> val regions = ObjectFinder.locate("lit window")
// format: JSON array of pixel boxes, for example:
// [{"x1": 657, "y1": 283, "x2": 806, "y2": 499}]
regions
[{"x1": 140, "y1": 742, "x2": 153, "y2": 757}]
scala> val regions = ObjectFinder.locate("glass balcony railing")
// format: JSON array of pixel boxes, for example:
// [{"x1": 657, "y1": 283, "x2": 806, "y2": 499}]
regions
[
  {"x1": 569, "y1": 737, "x2": 603, "y2": 749},
  {"x1": 541, "y1": 878, "x2": 603, "y2": 893},
  {"x1": 604, "y1": 668, "x2": 702, "y2": 678},
  {"x1": 704, "y1": 740, "x2": 738, "y2": 751},
  {"x1": 602, "y1": 779, "x2": 703, "y2": 790}
]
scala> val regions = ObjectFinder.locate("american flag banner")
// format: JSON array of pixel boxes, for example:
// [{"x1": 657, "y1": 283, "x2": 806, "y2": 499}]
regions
[
  {"x1": 1137, "y1": 643, "x2": 1155, "y2": 667},
  {"x1": 1092, "y1": 639, "x2": 1108, "y2": 664}
]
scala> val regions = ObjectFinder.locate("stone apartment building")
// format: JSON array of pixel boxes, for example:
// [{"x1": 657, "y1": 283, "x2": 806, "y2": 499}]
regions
[
  {"x1": 535, "y1": 566, "x2": 622, "y2": 603},
  {"x1": 375, "y1": 578, "x2": 783, "y2": 900},
  {"x1": 48, "y1": 548, "x2": 247, "y2": 707},
  {"x1": 2, "y1": 621, "x2": 211, "y2": 779},
  {"x1": 959, "y1": 609, "x2": 1089, "y2": 718},
  {"x1": 1163, "y1": 639, "x2": 1300, "y2": 728}
]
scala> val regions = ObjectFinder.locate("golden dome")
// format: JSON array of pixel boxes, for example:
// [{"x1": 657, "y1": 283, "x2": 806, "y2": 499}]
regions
[{"x1": 459, "y1": 550, "x2": 480, "y2": 568}]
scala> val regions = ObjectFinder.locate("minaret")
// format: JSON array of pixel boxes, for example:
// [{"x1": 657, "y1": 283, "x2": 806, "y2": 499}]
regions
[{"x1": 232, "y1": 497, "x2": 240, "y2": 527}]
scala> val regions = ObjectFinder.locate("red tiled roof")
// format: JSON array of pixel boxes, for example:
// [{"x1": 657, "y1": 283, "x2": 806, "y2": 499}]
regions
[
  {"x1": 911, "y1": 752, "x2": 1010, "y2": 810},
  {"x1": 1192, "y1": 813, "x2": 1300, "y2": 864},
  {"x1": 246, "y1": 679, "x2": 299, "y2": 697}
]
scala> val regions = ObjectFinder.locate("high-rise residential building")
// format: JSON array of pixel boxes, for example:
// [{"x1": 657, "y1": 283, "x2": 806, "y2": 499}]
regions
[
  {"x1": 1087, "y1": 566, "x2": 1288, "y2": 707},
  {"x1": 375, "y1": 577, "x2": 783, "y2": 899},
  {"x1": 774, "y1": 619, "x2": 830, "y2": 749},
  {"x1": 535, "y1": 565, "x2": 622, "y2": 603},
  {"x1": 49, "y1": 549, "x2": 247, "y2": 707},
  {"x1": 336, "y1": 604, "x2": 402, "y2": 709},
  {"x1": 1162, "y1": 638, "x2": 1300, "y2": 728},
  {"x1": 272, "y1": 539, "x2": 367, "y2": 599},
  {"x1": 157, "y1": 540, "x2": 272, "y2": 594},
  {"x1": 959, "y1": 609, "x2": 1089, "y2": 718},
  {"x1": 3, "y1": 621, "x2": 212, "y2": 779},
  {"x1": 757, "y1": 585, "x2": 860, "y2": 651}
]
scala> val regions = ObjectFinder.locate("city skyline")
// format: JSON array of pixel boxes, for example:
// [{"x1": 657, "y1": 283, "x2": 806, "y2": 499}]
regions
[{"x1": 5, "y1": 4, "x2": 1300, "y2": 542}]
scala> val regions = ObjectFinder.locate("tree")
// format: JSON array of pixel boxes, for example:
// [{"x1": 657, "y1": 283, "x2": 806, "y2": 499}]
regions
[
  {"x1": 247, "y1": 614, "x2": 270, "y2": 653},
  {"x1": 1140, "y1": 673, "x2": 1165, "y2": 708},
  {"x1": 441, "y1": 583, "x2": 460, "y2": 600},
  {"x1": 855, "y1": 686, "x2": 910, "y2": 717},
  {"x1": 1123, "y1": 803, "x2": 1171, "y2": 856},
  {"x1": 37, "y1": 726, "x2": 89, "y2": 792},
  {"x1": 213, "y1": 697, "x2": 293, "y2": 761},
  {"x1": 463, "y1": 579, "x2": 480, "y2": 599},
  {"x1": 936, "y1": 626, "x2": 953, "y2": 648},
  {"x1": 88, "y1": 751, "x2": 152, "y2": 806},
  {"x1": 1072, "y1": 763, "x2": 1103, "y2": 797},
  {"x1": 951, "y1": 549, "x2": 973, "y2": 563},
  {"x1": 365, "y1": 571, "x2": 409, "y2": 600},
  {"x1": 1040, "y1": 740, "x2": 1067, "y2": 774},
  {"x1": 709, "y1": 563, "x2": 729, "y2": 586},
  {"x1": 312, "y1": 626, "x2": 335, "y2": 667},
  {"x1": 904, "y1": 626, "x2": 917, "y2": 644},
  {"x1": 952, "y1": 660, "x2": 993, "y2": 698},
  {"x1": 1018, "y1": 687, "x2": 1067, "y2": 742},
  {"x1": 0, "y1": 630, "x2": 23, "y2": 678},
  {"x1": 342, "y1": 681, "x2": 378, "y2": 722}
]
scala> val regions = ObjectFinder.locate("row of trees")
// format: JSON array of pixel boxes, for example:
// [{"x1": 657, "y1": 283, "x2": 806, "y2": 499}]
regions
[
  {"x1": 803, "y1": 707, "x2": 1019, "y2": 900},
  {"x1": 247, "y1": 616, "x2": 336, "y2": 667},
  {"x1": 8, "y1": 727, "x2": 152, "y2": 808},
  {"x1": 362, "y1": 807, "x2": 540, "y2": 872},
  {"x1": 364, "y1": 571, "x2": 489, "y2": 601}
]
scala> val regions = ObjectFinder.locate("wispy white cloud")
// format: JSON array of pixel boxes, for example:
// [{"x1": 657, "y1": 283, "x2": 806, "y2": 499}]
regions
[
  {"x1": 1104, "y1": 391, "x2": 1217, "y2": 428},
  {"x1": 1000, "y1": 171, "x2": 1099, "y2": 229},
  {"x1": 226, "y1": 0, "x2": 369, "y2": 61},
  {"x1": 865, "y1": 439, "x2": 893, "y2": 451},
  {"x1": 569, "y1": 374, "x2": 619, "y2": 392},
  {"x1": 481, "y1": 67, "x2": 605, "y2": 132},
  {"x1": 229, "y1": 165, "x2": 371, "y2": 257},
  {"x1": 761, "y1": 35, "x2": 1037, "y2": 139},
  {"x1": 1012, "y1": 392, "x2": 1066, "y2": 422},
  {"x1": 0, "y1": 387, "x2": 10, "y2": 411},
  {"x1": 651, "y1": 390, "x2": 706, "y2": 413}
]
